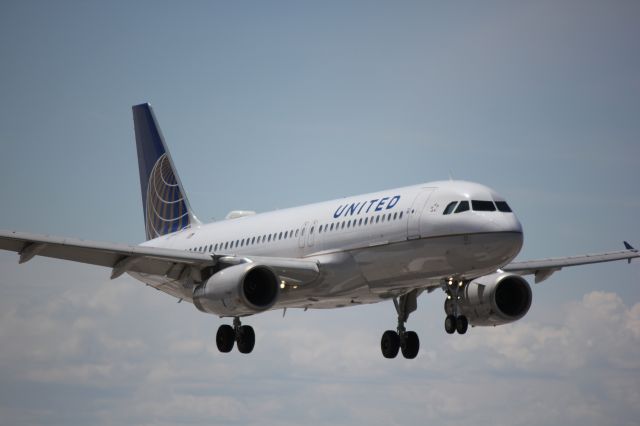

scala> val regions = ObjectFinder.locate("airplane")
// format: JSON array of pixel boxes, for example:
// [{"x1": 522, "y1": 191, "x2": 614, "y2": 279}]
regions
[{"x1": 1, "y1": 103, "x2": 638, "y2": 359}]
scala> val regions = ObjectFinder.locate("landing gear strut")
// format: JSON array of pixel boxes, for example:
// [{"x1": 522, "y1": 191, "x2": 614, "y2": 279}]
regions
[
  {"x1": 216, "y1": 317, "x2": 255, "y2": 354},
  {"x1": 380, "y1": 289, "x2": 421, "y2": 359},
  {"x1": 443, "y1": 279, "x2": 469, "y2": 335}
]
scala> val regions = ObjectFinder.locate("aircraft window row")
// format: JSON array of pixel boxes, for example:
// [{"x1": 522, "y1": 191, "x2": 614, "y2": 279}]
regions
[
  {"x1": 318, "y1": 211, "x2": 404, "y2": 234},
  {"x1": 188, "y1": 228, "x2": 300, "y2": 253},
  {"x1": 186, "y1": 210, "x2": 406, "y2": 253},
  {"x1": 442, "y1": 200, "x2": 512, "y2": 215}
]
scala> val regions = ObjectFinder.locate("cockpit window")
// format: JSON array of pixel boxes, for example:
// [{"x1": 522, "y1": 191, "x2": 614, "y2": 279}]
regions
[
  {"x1": 495, "y1": 201, "x2": 512, "y2": 212},
  {"x1": 443, "y1": 201, "x2": 458, "y2": 215},
  {"x1": 471, "y1": 200, "x2": 496, "y2": 211},
  {"x1": 454, "y1": 201, "x2": 470, "y2": 213}
]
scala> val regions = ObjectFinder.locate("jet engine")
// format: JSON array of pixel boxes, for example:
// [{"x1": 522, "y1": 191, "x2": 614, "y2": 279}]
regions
[
  {"x1": 193, "y1": 263, "x2": 280, "y2": 316},
  {"x1": 448, "y1": 272, "x2": 532, "y2": 326}
]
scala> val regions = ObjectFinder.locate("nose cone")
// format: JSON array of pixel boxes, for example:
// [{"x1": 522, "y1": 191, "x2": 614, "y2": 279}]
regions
[{"x1": 494, "y1": 210, "x2": 524, "y2": 234}]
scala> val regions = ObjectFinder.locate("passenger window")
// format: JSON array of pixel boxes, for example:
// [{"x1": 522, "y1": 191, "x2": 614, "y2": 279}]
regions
[
  {"x1": 279, "y1": 232, "x2": 283, "y2": 240},
  {"x1": 295, "y1": 229, "x2": 299, "y2": 237},
  {"x1": 455, "y1": 201, "x2": 470, "y2": 213},
  {"x1": 471, "y1": 200, "x2": 496, "y2": 211},
  {"x1": 342, "y1": 221, "x2": 346, "y2": 229},
  {"x1": 495, "y1": 201, "x2": 512, "y2": 212},
  {"x1": 387, "y1": 213, "x2": 392, "y2": 221},
  {"x1": 376, "y1": 216, "x2": 380, "y2": 223},
  {"x1": 399, "y1": 211, "x2": 403, "y2": 219},
  {"x1": 443, "y1": 201, "x2": 458, "y2": 215},
  {"x1": 310, "y1": 227, "x2": 314, "y2": 234},
  {"x1": 393, "y1": 212, "x2": 397, "y2": 220},
  {"x1": 359, "y1": 218, "x2": 363, "y2": 226},
  {"x1": 319, "y1": 225, "x2": 323, "y2": 233},
  {"x1": 364, "y1": 217, "x2": 368, "y2": 225}
]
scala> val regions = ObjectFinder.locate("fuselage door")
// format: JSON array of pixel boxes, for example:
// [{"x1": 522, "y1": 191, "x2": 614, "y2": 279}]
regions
[
  {"x1": 307, "y1": 220, "x2": 318, "y2": 247},
  {"x1": 298, "y1": 221, "x2": 309, "y2": 248},
  {"x1": 407, "y1": 188, "x2": 435, "y2": 240}
]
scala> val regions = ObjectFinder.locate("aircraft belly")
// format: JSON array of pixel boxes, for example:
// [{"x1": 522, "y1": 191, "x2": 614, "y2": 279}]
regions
[
  {"x1": 272, "y1": 251, "x2": 375, "y2": 309},
  {"x1": 352, "y1": 232, "x2": 522, "y2": 291}
]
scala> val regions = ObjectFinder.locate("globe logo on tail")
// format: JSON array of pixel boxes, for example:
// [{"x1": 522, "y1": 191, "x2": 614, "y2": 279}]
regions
[{"x1": 145, "y1": 154, "x2": 190, "y2": 240}]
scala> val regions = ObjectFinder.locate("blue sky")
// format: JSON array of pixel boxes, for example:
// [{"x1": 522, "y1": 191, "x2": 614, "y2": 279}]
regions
[{"x1": 0, "y1": 1, "x2": 639, "y2": 425}]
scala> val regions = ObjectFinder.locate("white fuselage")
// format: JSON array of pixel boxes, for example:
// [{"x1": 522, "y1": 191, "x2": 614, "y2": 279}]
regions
[{"x1": 132, "y1": 180, "x2": 523, "y2": 309}]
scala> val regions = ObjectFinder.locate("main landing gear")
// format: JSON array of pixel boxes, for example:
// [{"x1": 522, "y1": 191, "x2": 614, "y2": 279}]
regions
[
  {"x1": 443, "y1": 279, "x2": 469, "y2": 335},
  {"x1": 380, "y1": 289, "x2": 420, "y2": 359},
  {"x1": 216, "y1": 317, "x2": 255, "y2": 354}
]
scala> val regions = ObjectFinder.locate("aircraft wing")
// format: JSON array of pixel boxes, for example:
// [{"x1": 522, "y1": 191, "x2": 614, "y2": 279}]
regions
[
  {"x1": 0, "y1": 229, "x2": 217, "y2": 277},
  {"x1": 503, "y1": 242, "x2": 639, "y2": 283},
  {"x1": 0, "y1": 230, "x2": 320, "y2": 299}
]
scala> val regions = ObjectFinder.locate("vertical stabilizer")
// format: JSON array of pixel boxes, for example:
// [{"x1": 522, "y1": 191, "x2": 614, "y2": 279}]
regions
[{"x1": 132, "y1": 103, "x2": 200, "y2": 240}]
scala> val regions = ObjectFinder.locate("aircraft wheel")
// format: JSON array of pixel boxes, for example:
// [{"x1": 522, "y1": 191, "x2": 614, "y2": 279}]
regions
[
  {"x1": 445, "y1": 314, "x2": 457, "y2": 334},
  {"x1": 236, "y1": 325, "x2": 255, "y2": 354},
  {"x1": 381, "y1": 330, "x2": 401, "y2": 359},
  {"x1": 456, "y1": 316, "x2": 468, "y2": 335},
  {"x1": 401, "y1": 331, "x2": 420, "y2": 359},
  {"x1": 216, "y1": 324, "x2": 235, "y2": 353}
]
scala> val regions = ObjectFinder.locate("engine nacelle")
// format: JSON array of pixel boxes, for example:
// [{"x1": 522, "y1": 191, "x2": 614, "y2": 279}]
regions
[
  {"x1": 447, "y1": 272, "x2": 532, "y2": 326},
  {"x1": 192, "y1": 263, "x2": 280, "y2": 316}
]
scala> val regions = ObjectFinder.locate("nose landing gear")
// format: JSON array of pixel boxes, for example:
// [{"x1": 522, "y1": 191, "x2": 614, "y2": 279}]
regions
[
  {"x1": 380, "y1": 290, "x2": 421, "y2": 359},
  {"x1": 216, "y1": 317, "x2": 256, "y2": 354}
]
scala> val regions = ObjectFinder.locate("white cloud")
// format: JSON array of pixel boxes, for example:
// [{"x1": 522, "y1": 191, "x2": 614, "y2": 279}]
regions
[
  {"x1": 1, "y1": 258, "x2": 639, "y2": 426},
  {"x1": 447, "y1": 291, "x2": 640, "y2": 372}
]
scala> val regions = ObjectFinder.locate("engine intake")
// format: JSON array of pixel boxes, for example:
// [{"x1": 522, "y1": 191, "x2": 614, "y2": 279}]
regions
[
  {"x1": 451, "y1": 272, "x2": 532, "y2": 326},
  {"x1": 193, "y1": 263, "x2": 280, "y2": 316},
  {"x1": 243, "y1": 267, "x2": 279, "y2": 308}
]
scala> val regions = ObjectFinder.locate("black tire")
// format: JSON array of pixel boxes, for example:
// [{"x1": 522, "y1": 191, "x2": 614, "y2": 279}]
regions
[
  {"x1": 216, "y1": 324, "x2": 235, "y2": 353},
  {"x1": 380, "y1": 330, "x2": 400, "y2": 359},
  {"x1": 236, "y1": 325, "x2": 255, "y2": 354},
  {"x1": 401, "y1": 331, "x2": 420, "y2": 359},
  {"x1": 456, "y1": 315, "x2": 468, "y2": 335},
  {"x1": 445, "y1": 314, "x2": 457, "y2": 334}
]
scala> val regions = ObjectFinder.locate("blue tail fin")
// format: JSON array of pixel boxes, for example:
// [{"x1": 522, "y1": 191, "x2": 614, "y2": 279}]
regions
[{"x1": 132, "y1": 103, "x2": 200, "y2": 240}]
